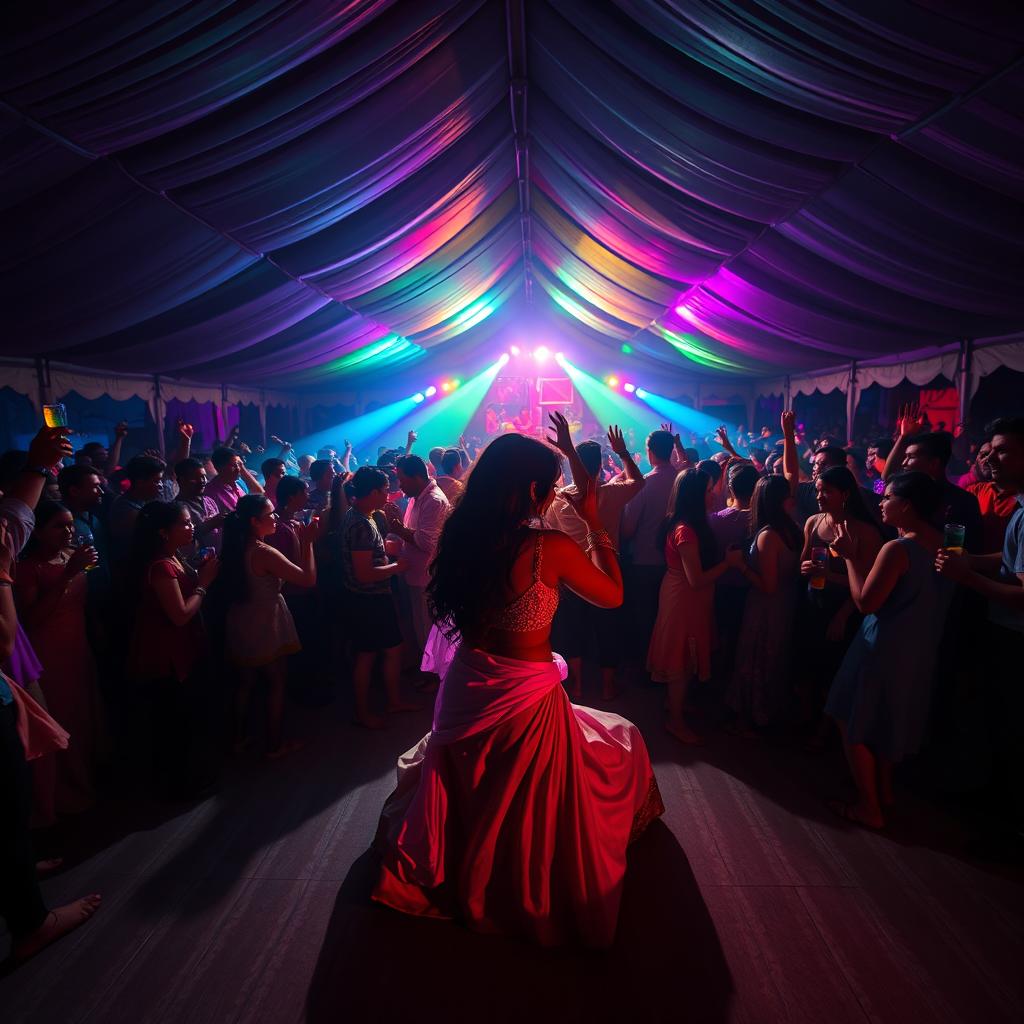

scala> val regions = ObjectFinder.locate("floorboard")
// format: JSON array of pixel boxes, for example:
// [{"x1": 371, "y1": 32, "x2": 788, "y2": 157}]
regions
[{"x1": 1, "y1": 678, "x2": 1020, "y2": 1023}]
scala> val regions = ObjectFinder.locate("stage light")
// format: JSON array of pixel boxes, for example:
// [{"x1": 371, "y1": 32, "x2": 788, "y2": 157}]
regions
[
  {"x1": 533, "y1": 346, "x2": 550, "y2": 364},
  {"x1": 635, "y1": 388, "x2": 648, "y2": 400},
  {"x1": 498, "y1": 353, "x2": 510, "y2": 367},
  {"x1": 451, "y1": 378, "x2": 461, "y2": 389},
  {"x1": 425, "y1": 386, "x2": 437, "y2": 397},
  {"x1": 605, "y1": 375, "x2": 619, "y2": 388},
  {"x1": 441, "y1": 381, "x2": 452, "y2": 393},
  {"x1": 412, "y1": 392, "x2": 425, "y2": 403},
  {"x1": 509, "y1": 345, "x2": 521, "y2": 356},
  {"x1": 621, "y1": 343, "x2": 633, "y2": 354},
  {"x1": 624, "y1": 382, "x2": 636, "y2": 393}
]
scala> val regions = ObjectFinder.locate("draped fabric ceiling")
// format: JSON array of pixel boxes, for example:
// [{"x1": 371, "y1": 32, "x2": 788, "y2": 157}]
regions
[{"x1": 2, "y1": 1, "x2": 1023, "y2": 392}]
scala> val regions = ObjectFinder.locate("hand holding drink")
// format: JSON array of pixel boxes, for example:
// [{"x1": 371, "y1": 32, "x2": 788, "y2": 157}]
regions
[
  {"x1": 809, "y1": 546, "x2": 828, "y2": 590},
  {"x1": 943, "y1": 523, "x2": 965, "y2": 555}
]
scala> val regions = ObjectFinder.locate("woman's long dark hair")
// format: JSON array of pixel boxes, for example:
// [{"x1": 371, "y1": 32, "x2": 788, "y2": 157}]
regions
[
  {"x1": 750, "y1": 476, "x2": 802, "y2": 551},
  {"x1": 819, "y1": 466, "x2": 882, "y2": 533},
  {"x1": 427, "y1": 433, "x2": 561, "y2": 641},
  {"x1": 657, "y1": 469, "x2": 717, "y2": 568},
  {"x1": 216, "y1": 494, "x2": 270, "y2": 605},
  {"x1": 126, "y1": 501, "x2": 187, "y2": 593}
]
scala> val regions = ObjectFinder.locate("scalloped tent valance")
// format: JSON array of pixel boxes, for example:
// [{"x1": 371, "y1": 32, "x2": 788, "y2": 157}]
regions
[{"x1": 2, "y1": 2, "x2": 1022, "y2": 389}]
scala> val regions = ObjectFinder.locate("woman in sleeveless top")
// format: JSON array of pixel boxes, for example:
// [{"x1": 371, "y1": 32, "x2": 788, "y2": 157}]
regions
[
  {"x1": 826, "y1": 472, "x2": 953, "y2": 829},
  {"x1": 373, "y1": 419, "x2": 663, "y2": 947},
  {"x1": 728, "y1": 476, "x2": 803, "y2": 734},
  {"x1": 125, "y1": 502, "x2": 220, "y2": 796},
  {"x1": 15, "y1": 501, "x2": 103, "y2": 821},
  {"x1": 797, "y1": 467, "x2": 884, "y2": 749},
  {"x1": 217, "y1": 495, "x2": 316, "y2": 759}
]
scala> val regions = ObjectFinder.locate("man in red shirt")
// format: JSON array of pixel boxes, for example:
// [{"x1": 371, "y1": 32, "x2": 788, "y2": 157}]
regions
[{"x1": 967, "y1": 425, "x2": 1021, "y2": 553}]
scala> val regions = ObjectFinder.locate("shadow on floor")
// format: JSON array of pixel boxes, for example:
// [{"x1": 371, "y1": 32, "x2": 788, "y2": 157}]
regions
[{"x1": 306, "y1": 820, "x2": 733, "y2": 1024}]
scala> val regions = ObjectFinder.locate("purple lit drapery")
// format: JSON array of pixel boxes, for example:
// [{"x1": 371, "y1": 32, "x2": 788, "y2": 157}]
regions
[{"x1": 1, "y1": 1, "x2": 1022, "y2": 387}]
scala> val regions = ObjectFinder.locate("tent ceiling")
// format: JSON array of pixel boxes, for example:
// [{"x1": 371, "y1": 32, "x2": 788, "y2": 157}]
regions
[{"x1": 2, "y1": 1, "x2": 1022, "y2": 389}]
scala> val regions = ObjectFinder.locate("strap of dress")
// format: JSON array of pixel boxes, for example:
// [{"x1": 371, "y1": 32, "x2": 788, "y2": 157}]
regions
[{"x1": 532, "y1": 531, "x2": 543, "y2": 581}]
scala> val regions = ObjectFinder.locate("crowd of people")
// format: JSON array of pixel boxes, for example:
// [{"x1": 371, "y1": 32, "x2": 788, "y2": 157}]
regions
[{"x1": 1, "y1": 398, "x2": 1021, "y2": 958}]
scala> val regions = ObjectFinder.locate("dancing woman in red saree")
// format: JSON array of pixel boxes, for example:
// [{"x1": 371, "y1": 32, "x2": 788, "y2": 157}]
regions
[{"x1": 373, "y1": 418, "x2": 663, "y2": 947}]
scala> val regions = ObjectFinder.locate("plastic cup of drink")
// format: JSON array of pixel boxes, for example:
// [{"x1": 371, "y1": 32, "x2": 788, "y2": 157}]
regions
[
  {"x1": 43, "y1": 403, "x2": 69, "y2": 428},
  {"x1": 810, "y1": 546, "x2": 828, "y2": 590},
  {"x1": 943, "y1": 523, "x2": 965, "y2": 554},
  {"x1": 199, "y1": 546, "x2": 216, "y2": 561}
]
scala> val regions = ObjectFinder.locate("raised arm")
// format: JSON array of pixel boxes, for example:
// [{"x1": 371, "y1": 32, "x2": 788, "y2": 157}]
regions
[
  {"x1": 607, "y1": 425, "x2": 644, "y2": 486},
  {"x1": 238, "y1": 462, "x2": 265, "y2": 496},
  {"x1": 781, "y1": 410, "x2": 799, "y2": 497},
  {"x1": 6, "y1": 427, "x2": 73, "y2": 512},
  {"x1": 169, "y1": 419, "x2": 193, "y2": 466},
  {"x1": 107, "y1": 421, "x2": 129, "y2": 476},
  {"x1": 883, "y1": 404, "x2": 926, "y2": 481}
]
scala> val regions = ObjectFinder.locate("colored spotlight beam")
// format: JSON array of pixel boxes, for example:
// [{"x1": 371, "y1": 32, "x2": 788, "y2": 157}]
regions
[
  {"x1": 368, "y1": 354, "x2": 508, "y2": 454},
  {"x1": 292, "y1": 394, "x2": 421, "y2": 457},
  {"x1": 632, "y1": 388, "x2": 737, "y2": 440},
  {"x1": 555, "y1": 356, "x2": 651, "y2": 442}
]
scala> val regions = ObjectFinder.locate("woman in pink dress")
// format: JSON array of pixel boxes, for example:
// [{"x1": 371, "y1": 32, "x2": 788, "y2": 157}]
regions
[
  {"x1": 647, "y1": 470, "x2": 743, "y2": 744},
  {"x1": 373, "y1": 417, "x2": 663, "y2": 948},
  {"x1": 15, "y1": 500, "x2": 103, "y2": 818}
]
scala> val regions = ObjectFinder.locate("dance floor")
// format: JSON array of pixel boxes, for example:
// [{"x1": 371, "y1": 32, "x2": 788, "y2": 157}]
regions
[{"x1": 2, "y1": 679, "x2": 1021, "y2": 1023}]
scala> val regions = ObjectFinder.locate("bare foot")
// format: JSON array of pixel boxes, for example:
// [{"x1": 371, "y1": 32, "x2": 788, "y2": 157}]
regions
[
  {"x1": 36, "y1": 858, "x2": 64, "y2": 877},
  {"x1": 354, "y1": 715, "x2": 388, "y2": 730},
  {"x1": 265, "y1": 739, "x2": 304, "y2": 761},
  {"x1": 386, "y1": 700, "x2": 422, "y2": 714},
  {"x1": 13, "y1": 895, "x2": 102, "y2": 963},
  {"x1": 827, "y1": 799, "x2": 884, "y2": 831},
  {"x1": 665, "y1": 721, "x2": 704, "y2": 745}
]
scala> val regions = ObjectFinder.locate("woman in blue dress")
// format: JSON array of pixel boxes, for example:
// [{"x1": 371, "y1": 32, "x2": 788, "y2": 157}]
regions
[{"x1": 826, "y1": 472, "x2": 953, "y2": 829}]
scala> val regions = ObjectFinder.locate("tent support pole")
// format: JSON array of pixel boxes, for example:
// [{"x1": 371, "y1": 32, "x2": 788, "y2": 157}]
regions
[
  {"x1": 845, "y1": 361, "x2": 858, "y2": 444},
  {"x1": 957, "y1": 339, "x2": 973, "y2": 428},
  {"x1": 34, "y1": 357, "x2": 51, "y2": 412},
  {"x1": 153, "y1": 375, "x2": 166, "y2": 459}
]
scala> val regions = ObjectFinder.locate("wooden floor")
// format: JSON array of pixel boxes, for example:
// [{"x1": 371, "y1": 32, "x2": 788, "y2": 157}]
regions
[{"x1": 2, "y1": 676, "x2": 1022, "y2": 1024}]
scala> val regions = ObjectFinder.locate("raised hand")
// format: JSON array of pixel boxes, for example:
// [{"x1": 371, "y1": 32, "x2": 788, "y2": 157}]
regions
[
  {"x1": 547, "y1": 411, "x2": 575, "y2": 456},
  {"x1": 344, "y1": 439, "x2": 352, "y2": 452},
  {"x1": 606, "y1": 424, "x2": 628, "y2": 458},
  {"x1": 177, "y1": 418, "x2": 194, "y2": 440},
  {"x1": 781, "y1": 410, "x2": 796, "y2": 437},
  {"x1": 831, "y1": 520, "x2": 858, "y2": 561},
  {"x1": 896, "y1": 403, "x2": 925, "y2": 438},
  {"x1": 407, "y1": 429, "x2": 417, "y2": 445},
  {"x1": 660, "y1": 422, "x2": 673, "y2": 434},
  {"x1": 28, "y1": 425, "x2": 73, "y2": 467},
  {"x1": 114, "y1": 420, "x2": 129, "y2": 439}
]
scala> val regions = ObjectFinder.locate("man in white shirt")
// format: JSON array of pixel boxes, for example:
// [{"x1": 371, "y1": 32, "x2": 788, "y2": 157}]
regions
[
  {"x1": 547, "y1": 427, "x2": 644, "y2": 699},
  {"x1": 388, "y1": 455, "x2": 450, "y2": 686}
]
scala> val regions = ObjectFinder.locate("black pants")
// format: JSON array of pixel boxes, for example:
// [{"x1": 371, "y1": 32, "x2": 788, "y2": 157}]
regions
[
  {"x1": 624, "y1": 563, "x2": 666, "y2": 662},
  {"x1": 0, "y1": 700, "x2": 47, "y2": 938}
]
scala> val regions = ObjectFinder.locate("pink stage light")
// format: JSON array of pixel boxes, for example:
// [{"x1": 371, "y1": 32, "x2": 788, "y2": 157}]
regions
[
  {"x1": 624, "y1": 382, "x2": 636, "y2": 393},
  {"x1": 509, "y1": 345, "x2": 521, "y2": 356},
  {"x1": 533, "y1": 346, "x2": 550, "y2": 364}
]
